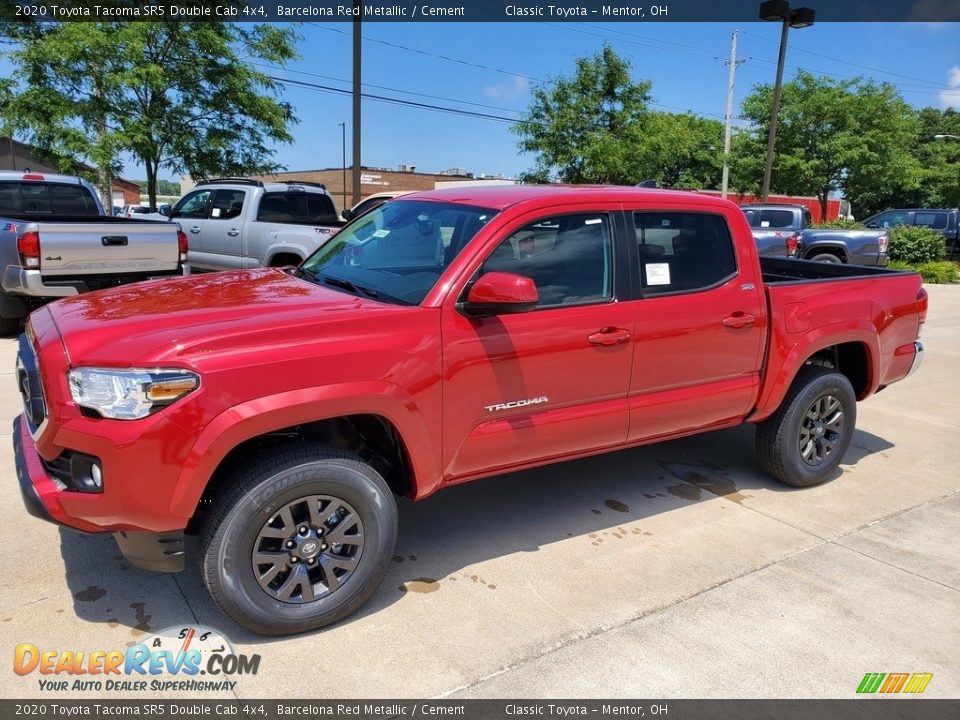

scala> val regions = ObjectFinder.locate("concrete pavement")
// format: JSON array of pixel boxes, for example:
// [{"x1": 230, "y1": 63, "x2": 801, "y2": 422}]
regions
[{"x1": 0, "y1": 285, "x2": 957, "y2": 699}]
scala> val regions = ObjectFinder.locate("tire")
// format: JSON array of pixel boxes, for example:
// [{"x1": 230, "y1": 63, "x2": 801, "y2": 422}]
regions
[
  {"x1": 756, "y1": 366, "x2": 856, "y2": 487},
  {"x1": 809, "y1": 252, "x2": 842, "y2": 264},
  {"x1": 200, "y1": 444, "x2": 398, "y2": 636}
]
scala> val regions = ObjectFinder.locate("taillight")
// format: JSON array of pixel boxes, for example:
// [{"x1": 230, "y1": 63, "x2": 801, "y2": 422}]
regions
[
  {"x1": 177, "y1": 229, "x2": 189, "y2": 263},
  {"x1": 785, "y1": 234, "x2": 799, "y2": 256},
  {"x1": 17, "y1": 230, "x2": 40, "y2": 269},
  {"x1": 878, "y1": 235, "x2": 889, "y2": 254},
  {"x1": 917, "y1": 288, "x2": 928, "y2": 335}
]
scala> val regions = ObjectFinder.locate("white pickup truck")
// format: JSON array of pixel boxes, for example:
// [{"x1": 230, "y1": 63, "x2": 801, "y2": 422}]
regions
[
  {"x1": 169, "y1": 178, "x2": 344, "y2": 271},
  {"x1": 0, "y1": 171, "x2": 189, "y2": 335}
]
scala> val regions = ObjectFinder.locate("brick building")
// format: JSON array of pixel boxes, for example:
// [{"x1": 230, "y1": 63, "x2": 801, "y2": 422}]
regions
[
  {"x1": 247, "y1": 166, "x2": 492, "y2": 211},
  {"x1": 1, "y1": 136, "x2": 142, "y2": 206}
]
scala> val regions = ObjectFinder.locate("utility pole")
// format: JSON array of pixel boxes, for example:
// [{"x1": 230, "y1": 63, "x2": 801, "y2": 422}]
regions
[
  {"x1": 339, "y1": 121, "x2": 347, "y2": 211},
  {"x1": 721, "y1": 30, "x2": 745, "y2": 200},
  {"x1": 352, "y1": 6, "x2": 362, "y2": 205}
]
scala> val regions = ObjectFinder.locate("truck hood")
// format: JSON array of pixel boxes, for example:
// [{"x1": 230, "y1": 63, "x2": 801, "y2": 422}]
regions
[{"x1": 45, "y1": 268, "x2": 403, "y2": 366}]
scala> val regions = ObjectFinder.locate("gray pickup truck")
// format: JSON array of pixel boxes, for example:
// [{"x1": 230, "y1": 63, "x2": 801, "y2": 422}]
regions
[
  {"x1": 0, "y1": 171, "x2": 189, "y2": 335},
  {"x1": 741, "y1": 202, "x2": 888, "y2": 266},
  {"x1": 169, "y1": 178, "x2": 344, "y2": 271}
]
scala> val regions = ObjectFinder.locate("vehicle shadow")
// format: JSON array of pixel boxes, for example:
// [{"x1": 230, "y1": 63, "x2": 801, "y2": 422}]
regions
[{"x1": 57, "y1": 422, "x2": 895, "y2": 642}]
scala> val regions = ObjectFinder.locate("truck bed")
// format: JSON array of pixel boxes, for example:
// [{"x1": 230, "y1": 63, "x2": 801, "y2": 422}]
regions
[{"x1": 760, "y1": 256, "x2": 900, "y2": 283}]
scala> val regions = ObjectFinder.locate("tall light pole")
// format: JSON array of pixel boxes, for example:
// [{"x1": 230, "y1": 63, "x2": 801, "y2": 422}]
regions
[
  {"x1": 352, "y1": 6, "x2": 362, "y2": 205},
  {"x1": 339, "y1": 121, "x2": 347, "y2": 211},
  {"x1": 759, "y1": 1, "x2": 815, "y2": 201}
]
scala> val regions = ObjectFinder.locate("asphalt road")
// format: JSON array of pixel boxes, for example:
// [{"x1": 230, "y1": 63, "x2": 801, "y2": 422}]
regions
[{"x1": 1, "y1": 285, "x2": 957, "y2": 699}]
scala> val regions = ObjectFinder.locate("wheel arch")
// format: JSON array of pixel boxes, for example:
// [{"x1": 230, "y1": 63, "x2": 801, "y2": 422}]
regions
[
  {"x1": 749, "y1": 330, "x2": 878, "y2": 423},
  {"x1": 171, "y1": 383, "x2": 440, "y2": 524},
  {"x1": 803, "y1": 244, "x2": 848, "y2": 262}
]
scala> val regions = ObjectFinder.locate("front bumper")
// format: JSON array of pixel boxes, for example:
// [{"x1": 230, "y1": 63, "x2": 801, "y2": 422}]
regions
[{"x1": 13, "y1": 415, "x2": 184, "y2": 572}]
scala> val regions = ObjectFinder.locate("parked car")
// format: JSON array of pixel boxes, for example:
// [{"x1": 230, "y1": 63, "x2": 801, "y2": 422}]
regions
[
  {"x1": 341, "y1": 191, "x2": 413, "y2": 221},
  {"x1": 741, "y1": 202, "x2": 888, "y2": 265},
  {"x1": 863, "y1": 208, "x2": 959, "y2": 259},
  {"x1": 740, "y1": 203, "x2": 809, "y2": 257},
  {"x1": 170, "y1": 178, "x2": 344, "y2": 271},
  {"x1": 121, "y1": 204, "x2": 171, "y2": 222},
  {"x1": 14, "y1": 185, "x2": 926, "y2": 635},
  {"x1": 0, "y1": 171, "x2": 189, "y2": 335}
]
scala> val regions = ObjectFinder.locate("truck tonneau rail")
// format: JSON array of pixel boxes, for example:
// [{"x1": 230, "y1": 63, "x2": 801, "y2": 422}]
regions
[{"x1": 760, "y1": 257, "x2": 906, "y2": 283}]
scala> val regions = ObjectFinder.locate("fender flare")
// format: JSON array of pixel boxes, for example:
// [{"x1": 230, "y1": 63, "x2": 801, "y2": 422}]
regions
[
  {"x1": 748, "y1": 323, "x2": 879, "y2": 422},
  {"x1": 802, "y1": 242, "x2": 848, "y2": 261},
  {"x1": 167, "y1": 380, "x2": 440, "y2": 517}
]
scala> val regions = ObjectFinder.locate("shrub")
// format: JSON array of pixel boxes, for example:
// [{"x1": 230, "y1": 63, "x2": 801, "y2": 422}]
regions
[
  {"x1": 889, "y1": 259, "x2": 960, "y2": 284},
  {"x1": 915, "y1": 261, "x2": 960, "y2": 284},
  {"x1": 888, "y1": 226, "x2": 947, "y2": 265},
  {"x1": 812, "y1": 219, "x2": 864, "y2": 230}
]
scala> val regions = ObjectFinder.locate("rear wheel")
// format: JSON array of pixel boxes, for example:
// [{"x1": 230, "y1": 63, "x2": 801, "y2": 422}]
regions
[
  {"x1": 756, "y1": 366, "x2": 856, "y2": 487},
  {"x1": 200, "y1": 444, "x2": 398, "y2": 636},
  {"x1": 809, "y1": 252, "x2": 842, "y2": 264}
]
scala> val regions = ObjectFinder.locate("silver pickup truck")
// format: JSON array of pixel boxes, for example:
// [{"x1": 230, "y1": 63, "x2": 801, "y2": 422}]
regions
[
  {"x1": 0, "y1": 172, "x2": 189, "y2": 335},
  {"x1": 169, "y1": 178, "x2": 344, "y2": 271}
]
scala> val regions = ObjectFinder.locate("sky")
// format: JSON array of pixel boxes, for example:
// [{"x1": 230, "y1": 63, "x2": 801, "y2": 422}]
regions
[{"x1": 5, "y1": 20, "x2": 960, "y2": 183}]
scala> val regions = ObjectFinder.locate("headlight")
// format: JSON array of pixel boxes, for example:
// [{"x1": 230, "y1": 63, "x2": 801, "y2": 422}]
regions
[{"x1": 68, "y1": 368, "x2": 199, "y2": 420}]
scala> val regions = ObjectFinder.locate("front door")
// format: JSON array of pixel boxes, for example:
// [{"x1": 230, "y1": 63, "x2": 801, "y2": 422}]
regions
[
  {"x1": 200, "y1": 189, "x2": 248, "y2": 269},
  {"x1": 441, "y1": 207, "x2": 635, "y2": 481}
]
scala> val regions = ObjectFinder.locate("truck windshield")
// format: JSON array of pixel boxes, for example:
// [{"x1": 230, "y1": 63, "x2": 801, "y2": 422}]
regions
[{"x1": 299, "y1": 200, "x2": 496, "y2": 305}]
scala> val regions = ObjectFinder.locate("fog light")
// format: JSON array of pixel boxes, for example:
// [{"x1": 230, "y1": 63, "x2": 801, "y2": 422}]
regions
[{"x1": 69, "y1": 453, "x2": 104, "y2": 493}]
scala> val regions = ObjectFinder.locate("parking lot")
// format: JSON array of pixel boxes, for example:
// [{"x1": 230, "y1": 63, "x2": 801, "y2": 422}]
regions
[{"x1": 0, "y1": 284, "x2": 957, "y2": 700}]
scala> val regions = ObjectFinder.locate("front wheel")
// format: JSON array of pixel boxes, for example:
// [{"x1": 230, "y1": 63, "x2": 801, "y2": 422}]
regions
[
  {"x1": 756, "y1": 366, "x2": 857, "y2": 487},
  {"x1": 200, "y1": 445, "x2": 398, "y2": 636}
]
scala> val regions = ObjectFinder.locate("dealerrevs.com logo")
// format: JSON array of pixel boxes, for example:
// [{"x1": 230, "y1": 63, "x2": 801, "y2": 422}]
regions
[{"x1": 14, "y1": 626, "x2": 260, "y2": 693}]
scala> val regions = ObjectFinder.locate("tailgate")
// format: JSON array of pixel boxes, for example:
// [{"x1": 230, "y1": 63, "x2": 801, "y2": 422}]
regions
[{"x1": 37, "y1": 221, "x2": 179, "y2": 276}]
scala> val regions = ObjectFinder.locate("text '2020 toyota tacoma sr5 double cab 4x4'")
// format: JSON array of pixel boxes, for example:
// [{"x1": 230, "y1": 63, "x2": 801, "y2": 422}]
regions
[
  {"x1": 14, "y1": 185, "x2": 926, "y2": 635},
  {"x1": 0, "y1": 172, "x2": 189, "y2": 335}
]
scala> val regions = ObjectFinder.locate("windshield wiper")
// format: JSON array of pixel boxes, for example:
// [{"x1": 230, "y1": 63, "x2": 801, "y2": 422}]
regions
[{"x1": 322, "y1": 275, "x2": 379, "y2": 299}]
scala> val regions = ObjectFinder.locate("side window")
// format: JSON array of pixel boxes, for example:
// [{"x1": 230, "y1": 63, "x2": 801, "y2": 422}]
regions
[
  {"x1": 0, "y1": 183, "x2": 18, "y2": 214},
  {"x1": 914, "y1": 212, "x2": 948, "y2": 230},
  {"x1": 635, "y1": 212, "x2": 737, "y2": 295},
  {"x1": 483, "y1": 213, "x2": 613, "y2": 309},
  {"x1": 257, "y1": 193, "x2": 338, "y2": 224},
  {"x1": 210, "y1": 189, "x2": 245, "y2": 220},
  {"x1": 870, "y1": 211, "x2": 907, "y2": 229},
  {"x1": 175, "y1": 190, "x2": 212, "y2": 219},
  {"x1": 803, "y1": 210, "x2": 813, "y2": 229}
]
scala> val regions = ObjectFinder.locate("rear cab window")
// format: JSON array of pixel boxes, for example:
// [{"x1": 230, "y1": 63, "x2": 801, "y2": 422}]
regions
[
  {"x1": 0, "y1": 182, "x2": 100, "y2": 216},
  {"x1": 635, "y1": 212, "x2": 738, "y2": 294},
  {"x1": 745, "y1": 209, "x2": 797, "y2": 230}
]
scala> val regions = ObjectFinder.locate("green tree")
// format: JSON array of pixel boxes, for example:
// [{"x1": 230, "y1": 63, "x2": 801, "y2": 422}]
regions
[
  {"x1": 636, "y1": 112, "x2": 724, "y2": 189},
  {"x1": 2, "y1": 21, "x2": 298, "y2": 209},
  {"x1": 513, "y1": 45, "x2": 652, "y2": 184},
  {"x1": 732, "y1": 71, "x2": 919, "y2": 219}
]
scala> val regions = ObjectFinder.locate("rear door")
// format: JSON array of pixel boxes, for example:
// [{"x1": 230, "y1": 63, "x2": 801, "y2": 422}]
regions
[
  {"x1": 441, "y1": 203, "x2": 635, "y2": 480},
  {"x1": 627, "y1": 206, "x2": 766, "y2": 440}
]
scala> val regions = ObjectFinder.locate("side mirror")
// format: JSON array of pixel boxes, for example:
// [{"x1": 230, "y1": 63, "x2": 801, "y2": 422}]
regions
[
  {"x1": 461, "y1": 272, "x2": 538, "y2": 317},
  {"x1": 341, "y1": 209, "x2": 355, "y2": 221},
  {"x1": 159, "y1": 205, "x2": 171, "y2": 217}
]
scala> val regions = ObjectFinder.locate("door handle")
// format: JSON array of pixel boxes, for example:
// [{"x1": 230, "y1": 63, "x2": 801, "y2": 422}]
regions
[
  {"x1": 587, "y1": 327, "x2": 631, "y2": 346},
  {"x1": 227, "y1": 228, "x2": 240, "y2": 237},
  {"x1": 722, "y1": 313, "x2": 756, "y2": 329},
  {"x1": 189, "y1": 226, "x2": 201, "y2": 234}
]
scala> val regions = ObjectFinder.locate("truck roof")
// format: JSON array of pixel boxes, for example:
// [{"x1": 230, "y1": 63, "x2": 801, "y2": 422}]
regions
[
  {"x1": 398, "y1": 184, "x2": 737, "y2": 212},
  {"x1": 0, "y1": 170, "x2": 86, "y2": 185}
]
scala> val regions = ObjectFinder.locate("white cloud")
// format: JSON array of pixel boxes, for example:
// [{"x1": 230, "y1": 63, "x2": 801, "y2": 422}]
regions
[
  {"x1": 483, "y1": 76, "x2": 530, "y2": 101},
  {"x1": 939, "y1": 66, "x2": 960, "y2": 109}
]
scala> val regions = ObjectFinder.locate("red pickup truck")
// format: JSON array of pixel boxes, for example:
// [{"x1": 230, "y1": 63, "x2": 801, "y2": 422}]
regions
[{"x1": 14, "y1": 186, "x2": 926, "y2": 635}]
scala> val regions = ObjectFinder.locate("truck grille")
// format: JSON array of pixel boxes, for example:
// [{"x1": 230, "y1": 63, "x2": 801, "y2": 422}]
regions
[{"x1": 16, "y1": 333, "x2": 47, "y2": 433}]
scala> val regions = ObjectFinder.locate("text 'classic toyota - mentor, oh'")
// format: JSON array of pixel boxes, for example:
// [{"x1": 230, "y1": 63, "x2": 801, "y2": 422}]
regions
[{"x1": 13, "y1": 185, "x2": 926, "y2": 635}]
